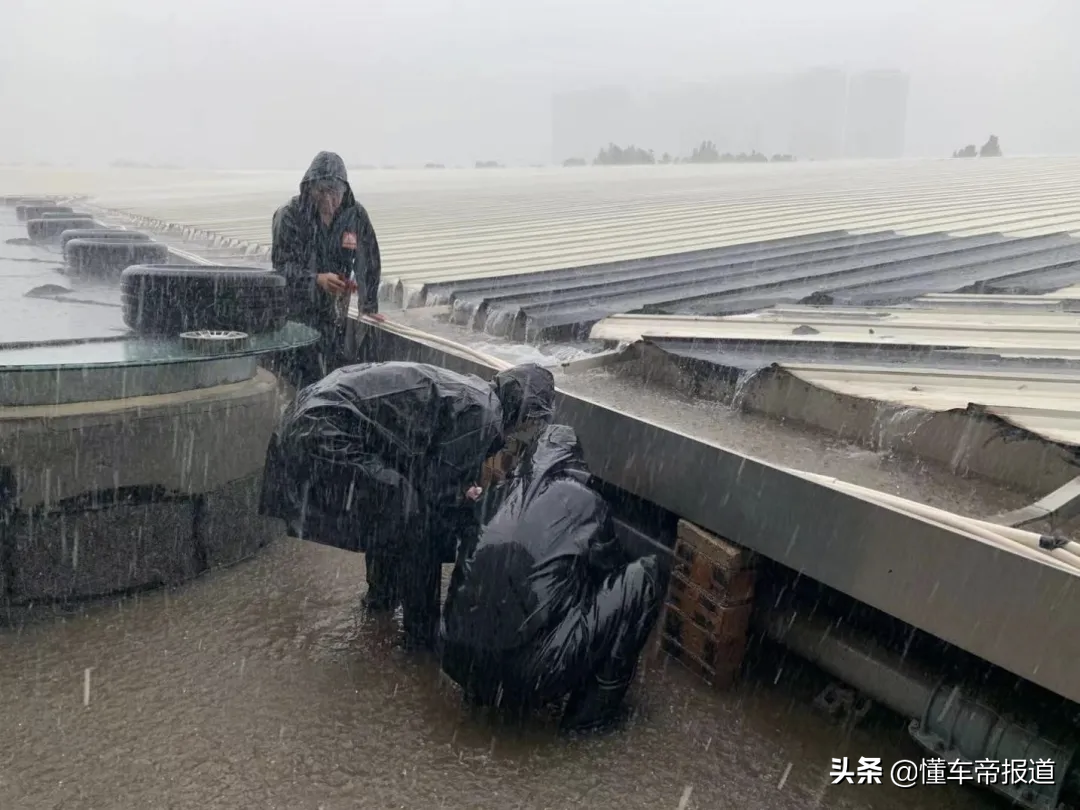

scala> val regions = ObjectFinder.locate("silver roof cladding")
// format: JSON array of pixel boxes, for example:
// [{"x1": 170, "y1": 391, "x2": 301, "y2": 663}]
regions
[{"x1": 8, "y1": 157, "x2": 1080, "y2": 300}]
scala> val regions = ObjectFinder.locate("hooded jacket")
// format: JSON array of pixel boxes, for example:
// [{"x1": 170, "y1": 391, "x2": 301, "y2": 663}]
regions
[
  {"x1": 440, "y1": 424, "x2": 629, "y2": 655},
  {"x1": 491, "y1": 364, "x2": 556, "y2": 429},
  {"x1": 439, "y1": 423, "x2": 662, "y2": 718},
  {"x1": 258, "y1": 361, "x2": 558, "y2": 552},
  {"x1": 271, "y1": 151, "x2": 381, "y2": 327}
]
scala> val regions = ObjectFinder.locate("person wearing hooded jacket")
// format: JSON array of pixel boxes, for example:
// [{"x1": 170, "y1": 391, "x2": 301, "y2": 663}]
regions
[
  {"x1": 259, "y1": 361, "x2": 557, "y2": 649},
  {"x1": 440, "y1": 423, "x2": 662, "y2": 733},
  {"x1": 271, "y1": 151, "x2": 384, "y2": 388}
]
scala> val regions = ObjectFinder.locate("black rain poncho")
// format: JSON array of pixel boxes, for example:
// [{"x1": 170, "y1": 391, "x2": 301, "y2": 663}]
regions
[
  {"x1": 270, "y1": 151, "x2": 382, "y2": 386},
  {"x1": 440, "y1": 424, "x2": 661, "y2": 731},
  {"x1": 271, "y1": 151, "x2": 381, "y2": 324},
  {"x1": 258, "y1": 361, "x2": 556, "y2": 558}
]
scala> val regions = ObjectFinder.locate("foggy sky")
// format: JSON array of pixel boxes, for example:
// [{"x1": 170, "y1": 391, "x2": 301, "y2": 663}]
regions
[{"x1": 1, "y1": 0, "x2": 1078, "y2": 169}]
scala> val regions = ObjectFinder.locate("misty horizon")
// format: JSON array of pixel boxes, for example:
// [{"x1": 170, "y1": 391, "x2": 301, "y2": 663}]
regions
[{"x1": 2, "y1": 0, "x2": 1078, "y2": 170}]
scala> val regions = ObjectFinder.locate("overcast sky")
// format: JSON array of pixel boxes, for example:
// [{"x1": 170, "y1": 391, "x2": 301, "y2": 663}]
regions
[{"x1": 1, "y1": 0, "x2": 1077, "y2": 168}]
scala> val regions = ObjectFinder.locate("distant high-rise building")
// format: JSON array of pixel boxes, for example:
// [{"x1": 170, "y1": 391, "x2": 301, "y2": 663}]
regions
[
  {"x1": 550, "y1": 67, "x2": 911, "y2": 165},
  {"x1": 844, "y1": 70, "x2": 910, "y2": 159},
  {"x1": 787, "y1": 68, "x2": 848, "y2": 161}
]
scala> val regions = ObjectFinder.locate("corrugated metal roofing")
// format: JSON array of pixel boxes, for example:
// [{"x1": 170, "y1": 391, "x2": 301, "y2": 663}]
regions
[
  {"x1": 433, "y1": 229, "x2": 1080, "y2": 339},
  {"x1": 589, "y1": 303, "x2": 1080, "y2": 446},
  {"x1": 7, "y1": 157, "x2": 1080, "y2": 300}
]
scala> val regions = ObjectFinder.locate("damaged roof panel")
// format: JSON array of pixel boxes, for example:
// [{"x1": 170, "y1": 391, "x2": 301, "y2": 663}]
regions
[
  {"x1": 592, "y1": 303, "x2": 1080, "y2": 449},
  {"x1": 591, "y1": 306, "x2": 1080, "y2": 354}
]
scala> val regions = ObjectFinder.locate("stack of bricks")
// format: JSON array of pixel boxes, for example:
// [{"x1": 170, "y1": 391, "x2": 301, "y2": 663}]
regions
[{"x1": 655, "y1": 519, "x2": 756, "y2": 688}]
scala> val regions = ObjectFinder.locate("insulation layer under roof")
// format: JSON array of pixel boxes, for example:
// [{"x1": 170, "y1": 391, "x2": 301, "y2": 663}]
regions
[{"x1": 6, "y1": 157, "x2": 1080, "y2": 296}]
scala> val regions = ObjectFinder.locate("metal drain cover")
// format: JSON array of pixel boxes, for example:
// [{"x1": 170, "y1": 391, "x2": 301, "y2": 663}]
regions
[{"x1": 179, "y1": 330, "x2": 251, "y2": 354}]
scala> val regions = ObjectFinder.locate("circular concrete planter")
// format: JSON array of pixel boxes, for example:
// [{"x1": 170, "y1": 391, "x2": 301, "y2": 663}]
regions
[
  {"x1": 17, "y1": 204, "x2": 71, "y2": 222},
  {"x1": 0, "y1": 368, "x2": 284, "y2": 614}
]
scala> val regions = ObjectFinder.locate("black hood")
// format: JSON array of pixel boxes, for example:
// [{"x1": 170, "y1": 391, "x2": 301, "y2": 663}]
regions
[
  {"x1": 518, "y1": 424, "x2": 590, "y2": 493},
  {"x1": 528, "y1": 424, "x2": 586, "y2": 472},
  {"x1": 492, "y1": 363, "x2": 555, "y2": 428},
  {"x1": 299, "y1": 151, "x2": 356, "y2": 207}
]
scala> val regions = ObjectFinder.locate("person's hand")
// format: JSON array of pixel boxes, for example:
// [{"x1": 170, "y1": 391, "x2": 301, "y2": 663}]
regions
[
  {"x1": 316, "y1": 273, "x2": 347, "y2": 295},
  {"x1": 465, "y1": 485, "x2": 483, "y2": 501},
  {"x1": 366, "y1": 312, "x2": 387, "y2": 323}
]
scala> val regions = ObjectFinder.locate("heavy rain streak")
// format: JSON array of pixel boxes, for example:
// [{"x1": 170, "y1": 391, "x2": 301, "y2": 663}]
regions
[{"x1": 2, "y1": 1, "x2": 1080, "y2": 809}]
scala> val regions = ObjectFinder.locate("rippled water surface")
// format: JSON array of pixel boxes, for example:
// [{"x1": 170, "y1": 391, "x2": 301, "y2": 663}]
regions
[{"x1": 0, "y1": 539, "x2": 992, "y2": 810}]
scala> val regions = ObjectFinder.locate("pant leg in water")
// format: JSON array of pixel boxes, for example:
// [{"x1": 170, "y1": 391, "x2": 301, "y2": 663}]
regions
[
  {"x1": 399, "y1": 521, "x2": 442, "y2": 650},
  {"x1": 395, "y1": 507, "x2": 440, "y2": 652},
  {"x1": 363, "y1": 550, "x2": 404, "y2": 611},
  {"x1": 359, "y1": 474, "x2": 417, "y2": 613},
  {"x1": 348, "y1": 321, "x2": 385, "y2": 365},
  {"x1": 560, "y1": 555, "x2": 662, "y2": 732}
]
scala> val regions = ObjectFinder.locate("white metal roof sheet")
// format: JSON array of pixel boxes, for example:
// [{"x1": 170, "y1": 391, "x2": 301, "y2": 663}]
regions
[
  {"x1": 6, "y1": 158, "x2": 1080, "y2": 293},
  {"x1": 589, "y1": 308, "x2": 1080, "y2": 356}
]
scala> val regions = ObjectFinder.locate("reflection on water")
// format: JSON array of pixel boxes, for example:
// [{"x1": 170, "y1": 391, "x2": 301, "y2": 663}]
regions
[{"x1": 0, "y1": 539, "x2": 987, "y2": 809}]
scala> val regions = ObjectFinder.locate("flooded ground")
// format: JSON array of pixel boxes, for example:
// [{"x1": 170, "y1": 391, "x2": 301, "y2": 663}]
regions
[
  {"x1": 0, "y1": 538, "x2": 992, "y2": 810},
  {"x1": 0, "y1": 210, "x2": 1012, "y2": 808}
]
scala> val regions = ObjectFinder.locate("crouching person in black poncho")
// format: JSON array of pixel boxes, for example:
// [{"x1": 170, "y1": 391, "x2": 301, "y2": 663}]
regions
[{"x1": 439, "y1": 424, "x2": 663, "y2": 733}]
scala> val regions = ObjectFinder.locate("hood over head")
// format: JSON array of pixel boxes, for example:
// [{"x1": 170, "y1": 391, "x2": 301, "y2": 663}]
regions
[
  {"x1": 492, "y1": 363, "x2": 555, "y2": 429},
  {"x1": 525, "y1": 424, "x2": 588, "y2": 480},
  {"x1": 299, "y1": 151, "x2": 356, "y2": 206}
]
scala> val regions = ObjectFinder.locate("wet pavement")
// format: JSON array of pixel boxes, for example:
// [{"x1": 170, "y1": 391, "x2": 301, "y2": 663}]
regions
[{"x1": 0, "y1": 538, "x2": 991, "y2": 810}]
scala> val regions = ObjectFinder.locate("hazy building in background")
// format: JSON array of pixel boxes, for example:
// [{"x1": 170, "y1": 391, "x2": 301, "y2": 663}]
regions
[
  {"x1": 551, "y1": 67, "x2": 910, "y2": 163},
  {"x1": 845, "y1": 70, "x2": 910, "y2": 158},
  {"x1": 788, "y1": 68, "x2": 849, "y2": 160}
]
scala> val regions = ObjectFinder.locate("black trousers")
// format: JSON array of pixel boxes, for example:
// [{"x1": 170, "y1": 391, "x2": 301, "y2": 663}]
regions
[
  {"x1": 288, "y1": 331, "x2": 340, "y2": 390},
  {"x1": 274, "y1": 315, "x2": 349, "y2": 391},
  {"x1": 366, "y1": 500, "x2": 474, "y2": 647},
  {"x1": 365, "y1": 538, "x2": 441, "y2": 648},
  {"x1": 268, "y1": 314, "x2": 385, "y2": 392}
]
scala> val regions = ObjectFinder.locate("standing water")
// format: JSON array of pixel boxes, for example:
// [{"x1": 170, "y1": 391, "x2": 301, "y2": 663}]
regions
[
  {"x1": 0, "y1": 539, "x2": 990, "y2": 809},
  {"x1": 0, "y1": 207, "x2": 995, "y2": 809}
]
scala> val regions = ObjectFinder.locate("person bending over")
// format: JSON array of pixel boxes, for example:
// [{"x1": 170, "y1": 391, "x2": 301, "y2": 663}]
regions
[{"x1": 259, "y1": 361, "x2": 556, "y2": 649}]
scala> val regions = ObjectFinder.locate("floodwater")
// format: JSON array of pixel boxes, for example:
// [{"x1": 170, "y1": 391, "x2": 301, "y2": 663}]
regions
[
  {"x1": 0, "y1": 538, "x2": 990, "y2": 810},
  {"x1": 0, "y1": 210, "x2": 999, "y2": 808}
]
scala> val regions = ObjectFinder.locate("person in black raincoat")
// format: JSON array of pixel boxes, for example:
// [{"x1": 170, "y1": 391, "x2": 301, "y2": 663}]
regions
[
  {"x1": 259, "y1": 361, "x2": 557, "y2": 649},
  {"x1": 271, "y1": 151, "x2": 383, "y2": 388},
  {"x1": 440, "y1": 423, "x2": 662, "y2": 733}
]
